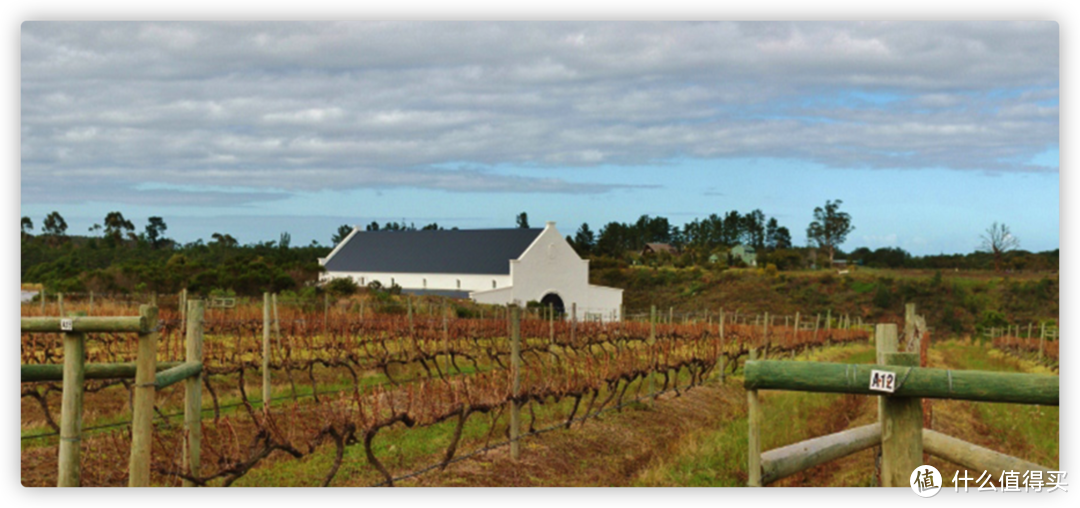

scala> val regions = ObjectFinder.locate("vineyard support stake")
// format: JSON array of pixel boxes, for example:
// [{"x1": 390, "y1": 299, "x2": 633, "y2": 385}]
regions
[
  {"x1": 184, "y1": 300, "x2": 204, "y2": 487},
  {"x1": 510, "y1": 305, "x2": 522, "y2": 461},
  {"x1": 57, "y1": 330, "x2": 86, "y2": 487},
  {"x1": 263, "y1": 292, "x2": 271, "y2": 410},
  {"x1": 128, "y1": 305, "x2": 158, "y2": 487}
]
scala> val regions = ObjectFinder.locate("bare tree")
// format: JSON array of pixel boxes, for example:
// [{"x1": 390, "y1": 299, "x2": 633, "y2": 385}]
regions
[{"x1": 980, "y1": 222, "x2": 1019, "y2": 272}]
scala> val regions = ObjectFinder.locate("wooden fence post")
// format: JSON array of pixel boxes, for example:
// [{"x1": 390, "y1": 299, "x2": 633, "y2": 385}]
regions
[
  {"x1": 874, "y1": 322, "x2": 898, "y2": 487},
  {"x1": 717, "y1": 308, "x2": 725, "y2": 383},
  {"x1": 1039, "y1": 322, "x2": 1046, "y2": 359},
  {"x1": 881, "y1": 351, "x2": 923, "y2": 487},
  {"x1": 571, "y1": 302, "x2": 577, "y2": 342},
  {"x1": 129, "y1": 305, "x2": 158, "y2": 487},
  {"x1": 41, "y1": 288, "x2": 46, "y2": 314},
  {"x1": 57, "y1": 329, "x2": 86, "y2": 487},
  {"x1": 263, "y1": 292, "x2": 271, "y2": 410},
  {"x1": 747, "y1": 348, "x2": 762, "y2": 487},
  {"x1": 58, "y1": 292, "x2": 64, "y2": 317},
  {"x1": 408, "y1": 297, "x2": 415, "y2": 336},
  {"x1": 183, "y1": 299, "x2": 204, "y2": 487},
  {"x1": 669, "y1": 306, "x2": 673, "y2": 325},
  {"x1": 510, "y1": 305, "x2": 522, "y2": 460},
  {"x1": 272, "y1": 293, "x2": 281, "y2": 352},
  {"x1": 904, "y1": 303, "x2": 917, "y2": 352},
  {"x1": 649, "y1": 305, "x2": 657, "y2": 397},
  {"x1": 89, "y1": 290, "x2": 95, "y2": 315},
  {"x1": 826, "y1": 309, "x2": 832, "y2": 333},
  {"x1": 762, "y1": 312, "x2": 769, "y2": 359},
  {"x1": 442, "y1": 301, "x2": 449, "y2": 372},
  {"x1": 793, "y1": 312, "x2": 800, "y2": 358}
]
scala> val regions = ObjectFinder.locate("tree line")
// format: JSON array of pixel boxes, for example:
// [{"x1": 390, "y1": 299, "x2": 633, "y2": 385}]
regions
[{"x1": 21, "y1": 205, "x2": 1055, "y2": 297}]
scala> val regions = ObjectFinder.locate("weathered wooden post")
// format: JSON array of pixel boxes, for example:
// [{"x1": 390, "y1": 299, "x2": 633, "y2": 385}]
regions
[
  {"x1": 442, "y1": 301, "x2": 449, "y2": 372},
  {"x1": 815, "y1": 314, "x2": 821, "y2": 345},
  {"x1": 717, "y1": 308, "x2": 726, "y2": 383},
  {"x1": 873, "y1": 322, "x2": 898, "y2": 487},
  {"x1": 407, "y1": 297, "x2": 415, "y2": 336},
  {"x1": 41, "y1": 287, "x2": 46, "y2": 314},
  {"x1": 263, "y1": 292, "x2": 271, "y2": 409},
  {"x1": 649, "y1": 305, "x2": 657, "y2": 397},
  {"x1": 747, "y1": 347, "x2": 762, "y2": 487},
  {"x1": 571, "y1": 302, "x2": 577, "y2": 342},
  {"x1": 57, "y1": 327, "x2": 86, "y2": 487},
  {"x1": 905, "y1": 303, "x2": 917, "y2": 351},
  {"x1": 58, "y1": 292, "x2": 64, "y2": 317},
  {"x1": 1039, "y1": 322, "x2": 1046, "y2": 359},
  {"x1": 881, "y1": 351, "x2": 923, "y2": 487},
  {"x1": 669, "y1": 306, "x2": 673, "y2": 325},
  {"x1": 1027, "y1": 322, "x2": 1033, "y2": 339},
  {"x1": 183, "y1": 299, "x2": 204, "y2": 487},
  {"x1": 762, "y1": 311, "x2": 769, "y2": 359},
  {"x1": 272, "y1": 293, "x2": 281, "y2": 352},
  {"x1": 548, "y1": 302, "x2": 555, "y2": 346},
  {"x1": 826, "y1": 309, "x2": 832, "y2": 333},
  {"x1": 510, "y1": 305, "x2": 522, "y2": 460},
  {"x1": 793, "y1": 312, "x2": 800, "y2": 358},
  {"x1": 89, "y1": 290, "x2": 95, "y2": 315},
  {"x1": 129, "y1": 305, "x2": 158, "y2": 487}
]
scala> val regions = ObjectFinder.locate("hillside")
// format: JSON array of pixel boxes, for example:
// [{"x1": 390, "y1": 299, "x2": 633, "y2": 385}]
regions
[{"x1": 592, "y1": 266, "x2": 1058, "y2": 338}]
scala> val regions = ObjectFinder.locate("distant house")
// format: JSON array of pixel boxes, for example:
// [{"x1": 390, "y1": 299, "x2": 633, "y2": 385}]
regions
[
  {"x1": 641, "y1": 243, "x2": 677, "y2": 256},
  {"x1": 730, "y1": 244, "x2": 758, "y2": 267},
  {"x1": 319, "y1": 221, "x2": 623, "y2": 321}
]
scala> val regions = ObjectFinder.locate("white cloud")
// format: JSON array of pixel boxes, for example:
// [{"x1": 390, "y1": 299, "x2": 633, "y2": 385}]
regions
[{"x1": 20, "y1": 21, "x2": 1059, "y2": 205}]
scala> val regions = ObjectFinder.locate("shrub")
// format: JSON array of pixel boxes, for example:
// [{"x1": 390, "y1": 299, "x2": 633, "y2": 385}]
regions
[
  {"x1": 326, "y1": 277, "x2": 359, "y2": 296},
  {"x1": 873, "y1": 284, "x2": 894, "y2": 309}
]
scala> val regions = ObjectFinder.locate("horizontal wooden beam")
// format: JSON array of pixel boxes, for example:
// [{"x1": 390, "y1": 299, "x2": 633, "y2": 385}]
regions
[
  {"x1": 154, "y1": 362, "x2": 203, "y2": 390},
  {"x1": 744, "y1": 360, "x2": 1058, "y2": 406},
  {"x1": 761, "y1": 423, "x2": 881, "y2": 485},
  {"x1": 21, "y1": 316, "x2": 148, "y2": 334},
  {"x1": 22, "y1": 362, "x2": 182, "y2": 383},
  {"x1": 923, "y1": 429, "x2": 1054, "y2": 478}
]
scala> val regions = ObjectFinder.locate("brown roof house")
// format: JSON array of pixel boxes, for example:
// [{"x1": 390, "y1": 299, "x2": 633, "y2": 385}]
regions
[{"x1": 641, "y1": 243, "x2": 678, "y2": 256}]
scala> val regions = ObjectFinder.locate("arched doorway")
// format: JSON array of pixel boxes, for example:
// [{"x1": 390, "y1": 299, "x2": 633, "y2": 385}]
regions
[{"x1": 540, "y1": 293, "x2": 565, "y2": 316}]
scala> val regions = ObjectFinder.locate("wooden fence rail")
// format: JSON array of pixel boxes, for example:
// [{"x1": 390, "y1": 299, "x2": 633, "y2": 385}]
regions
[
  {"x1": 20, "y1": 302, "x2": 206, "y2": 488},
  {"x1": 746, "y1": 311, "x2": 1058, "y2": 487},
  {"x1": 744, "y1": 360, "x2": 1059, "y2": 406}
]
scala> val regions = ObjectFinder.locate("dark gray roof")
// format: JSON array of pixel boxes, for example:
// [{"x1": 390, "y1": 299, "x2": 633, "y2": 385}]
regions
[{"x1": 324, "y1": 228, "x2": 543, "y2": 275}]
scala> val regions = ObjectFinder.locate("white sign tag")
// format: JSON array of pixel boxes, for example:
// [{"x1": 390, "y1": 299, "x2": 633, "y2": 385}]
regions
[
  {"x1": 60, "y1": 319, "x2": 74, "y2": 332},
  {"x1": 869, "y1": 369, "x2": 896, "y2": 393}
]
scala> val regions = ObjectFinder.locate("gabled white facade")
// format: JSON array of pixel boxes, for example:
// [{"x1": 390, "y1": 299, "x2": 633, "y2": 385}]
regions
[{"x1": 319, "y1": 221, "x2": 623, "y2": 321}]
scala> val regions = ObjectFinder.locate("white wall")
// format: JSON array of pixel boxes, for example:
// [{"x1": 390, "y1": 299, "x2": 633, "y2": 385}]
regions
[
  {"x1": 503, "y1": 222, "x2": 622, "y2": 321},
  {"x1": 321, "y1": 222, "x2": 623, "y2": 321}
]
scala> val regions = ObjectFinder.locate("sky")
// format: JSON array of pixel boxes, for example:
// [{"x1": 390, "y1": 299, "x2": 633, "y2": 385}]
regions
[{"x1": 19, "y1": 21, "x2": 1059, "y2": 255}]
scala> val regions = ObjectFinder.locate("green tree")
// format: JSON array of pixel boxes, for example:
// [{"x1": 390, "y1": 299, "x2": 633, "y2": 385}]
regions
[
  {"x1": 980, "y1": 222, "x2": 1019, "y2": 272},
  {"x1": 42, "y1": 211, "x2": 68, "y2": 237},
  {"x1": 145, "y1": 216, "x2": 168, "y2": 248},
  {"x1": 516, "y1": 212, "x2": 529, "y2": 229},
  {"x1": 103, "y1": 211, "x2": 135, "y2": 243},
  {"x1": 331, "y1": 224, "x2": 353, "y2": 245},
  {"x1": 210, "y1": 232, "x2": 238, "y2": 248},
  {"x1": 806, "y1": 199, "x2": 854, "y2": 266},
  {"x1": 21, "y1": 216, "x2": 33, "y2": 238},
  {"x1": 573, "y1": 223, "x2": 596, "y2": 255},
  {"x1": 774, "y1": 226, "x2": 792, "y2": 249}
]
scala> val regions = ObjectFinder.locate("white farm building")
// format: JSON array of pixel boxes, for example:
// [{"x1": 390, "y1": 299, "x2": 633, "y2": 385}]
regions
[{"x1": 318, "y1": 221, "x2": 623, "y2": 321}]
